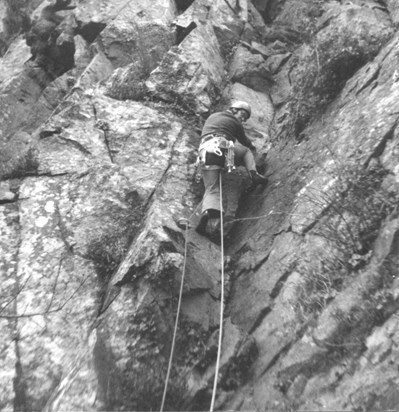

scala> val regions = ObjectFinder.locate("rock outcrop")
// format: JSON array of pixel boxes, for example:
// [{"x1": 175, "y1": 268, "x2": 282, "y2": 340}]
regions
[{"x1": 1, "y1": 0, "x2": 399, "y2": 411}]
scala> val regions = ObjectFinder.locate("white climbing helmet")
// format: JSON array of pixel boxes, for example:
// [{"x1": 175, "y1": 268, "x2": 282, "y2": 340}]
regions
[{"x1": 230, "y1": 101, "x2": 251, "y2": 118}]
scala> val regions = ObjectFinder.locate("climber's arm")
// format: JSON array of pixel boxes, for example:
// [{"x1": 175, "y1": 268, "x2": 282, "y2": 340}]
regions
[{"x1": 236, "y1": 126, "x2": 256, "y2": 151}]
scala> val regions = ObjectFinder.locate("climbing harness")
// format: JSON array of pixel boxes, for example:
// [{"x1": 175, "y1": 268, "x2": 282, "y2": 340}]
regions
[
  {"x1": 160, "y1": 174, "x2": 226, "y2": 412},
  {"x1": 199, "y1": 135, "x2": 225, "y2": 157},
  {"x1": 197, "y1": 134, "x2": 236, "y2": 172}
]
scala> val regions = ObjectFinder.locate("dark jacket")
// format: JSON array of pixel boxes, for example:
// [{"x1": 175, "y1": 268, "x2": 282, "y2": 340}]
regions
[{"x1": 201, "y1": 110, "x2": 253, "y2": 148}]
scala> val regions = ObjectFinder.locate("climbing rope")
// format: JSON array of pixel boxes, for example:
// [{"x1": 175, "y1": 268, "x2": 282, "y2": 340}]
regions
[
  {"x1": 160, "y1": 170, "x2": 227, "y2": 412},
  {"x1": 209, "y1": 172, "x2": 225, "y2": 412},
  {"x1": 159, "y1": 220, "x2": 190, "y2": 412},
  {"x1": 159, "y1": 194, "x2": 205, "y2": 411}
]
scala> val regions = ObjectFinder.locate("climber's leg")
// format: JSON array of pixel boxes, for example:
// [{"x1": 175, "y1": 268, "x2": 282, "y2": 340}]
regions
[
  {"x1": 196, "y1": 168, "x2": 222, "y2": 236},
  {"x1": 201, "y1": 168, "x2": 222, "y2": 213},
  {"x1": 234, "y1": 143, "x2": 268, "y2": 186},
  {"x1": 234, "y1": 142, "x2": 256, "y2": 170}
]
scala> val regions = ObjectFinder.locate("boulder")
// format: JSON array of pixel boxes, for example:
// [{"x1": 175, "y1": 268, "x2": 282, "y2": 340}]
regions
[
  {"x1": 228, "y1": 45, "x2": 274, "y2": 93},
  {"x1": 0, "y1": 33, "x2": 92, "y2": 144},
  {"x1": 97, "y1": 0, "x2": 176, "y2": 69},
  {"x1": 0, "y1": 0, "x2": 39, "y2": 54},
  {"x1": 273, "y1": 0, "x2": 323, "y2": 35},
  {"x1": 74, "y1": 50, "x2": 114, "y2": 90},
  {"x1": 207, "y1": 0, "x2": 247, "y2": 50},
  {"x1": 0, "y1": 37, "x2": 50, "y2": 140},
  {"x1": 248, "y1": 1, "x2": 268, "y2": 35},
  {"x1": 146, "y1": 22, "x2": 225, "y2": 114},
  {"x1": 252, "y1": 0, "x2": 270, "y2": 14},
  {"x1": 71, "y1": 34, "x2": 93, "y2": 77},
  {"x1": 265, "y1": 51, "x2": 291, "y2": 74},
  {"x1": 26, "y1": 0, "x2": 77, "y2": 78},
  {"x1": 30, "y1": 73, "x2": 74, "y2": 124},
  {"x1": 71, "y1": 0, "x2": 128, "y2": 24},
  {"x1": 104, "y1": 58, "x2": 148, "y2": 101},
  {"x1": 0, "y1": 181, "x2": 16, "y2": 202},
  {"x1": 271, "y1": 1, "x2": 394, "y2": 139},
  {"x1": 385, "y1": 0, "x2": 399, "y2": 25},
  {"x1": 174, "y1": 0, "x2": 247, "y2": 50}
]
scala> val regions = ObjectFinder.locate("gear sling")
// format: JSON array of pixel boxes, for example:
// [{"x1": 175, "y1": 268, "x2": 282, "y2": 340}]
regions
[{"x1": 198, "y1": 133, "x2": 235, "y2": 172}]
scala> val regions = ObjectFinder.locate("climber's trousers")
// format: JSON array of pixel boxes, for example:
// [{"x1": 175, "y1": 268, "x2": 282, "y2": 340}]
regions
[
  {"x1": 200, "y1": 143, "x2": 257, "y2": 213},
  {"x1": 234, "y1": 142, "x2": 256, "y2": 171},
  {"x1": 201, "y1": 168, "x2": 222, "y2": 213}
]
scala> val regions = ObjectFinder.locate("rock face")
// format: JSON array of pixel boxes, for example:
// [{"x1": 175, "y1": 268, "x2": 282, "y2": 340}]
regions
[
  {"x1": 270, "y1": 0, "x2": 394, "y2": 139},
  {"x1": 26, "y1": 0, "x2": 77, "y2": 79},
  {"x1": 1, "y1": 0, "x2": 399, "y2": 411}
]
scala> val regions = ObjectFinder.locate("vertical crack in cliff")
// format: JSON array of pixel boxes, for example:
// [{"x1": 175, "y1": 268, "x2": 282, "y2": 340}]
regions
[
  {"x1": 269, "y1": 262, "x2": 298, "y2": 299},
  {"x1": 248, "y1": 307, "x2": 272, "y2": 335},
  {"x1": 258, "y1": 341, "x2": 294, "y2": 379},
  {"x1": 355, "y1": 64, "x2": 381, "y2": 96},
  {"x1": 13, "y1": 331, "x2": 27, "y2": 412},
  {"x1": 54, "y1": 200, "x2": 74, "y2": 254},
  {"x1": 0, "y1": 197, "x2": 20, "y2": 205},
  {"x1": 141, "y1": 123, "x2": 186, "y2": 212},
  {"x1": 59, "y1": 136, "x2": 93, "y2": 156},
  {"x1": 222, "y1": 0, "x2": 239, "y2": 16},
  {"x1": 42, "y1": 335, "x2": 95, "y2": 412},
  {"x1": 92, "y1": 103, "x2": 114, "y2": 163},
  {"x1": 77, "y1": 22, "x2": 106, "y2": 44},
  {"x1": 365, "y1": 119, "x2": 398, "y2": 167},
  {"x1": 4, "y1": 201, "x2": 28, "y2": 411},
  {"x1": 92, "y1": 124, "x2": 186, "y2": 321},
  {"x1": 175, "y1": 22, "x2": 197, "y2": 45}
]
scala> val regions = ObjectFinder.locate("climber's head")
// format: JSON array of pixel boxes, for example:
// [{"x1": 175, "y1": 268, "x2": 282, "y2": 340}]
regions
[{"x1": 230, "y1": 101, "x2": 251, "y2": 122}]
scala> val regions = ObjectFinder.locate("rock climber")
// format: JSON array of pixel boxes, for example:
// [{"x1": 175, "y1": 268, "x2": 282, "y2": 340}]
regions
[{"x1": 195, "y1": 101, "x2": 267, "y2": 238}]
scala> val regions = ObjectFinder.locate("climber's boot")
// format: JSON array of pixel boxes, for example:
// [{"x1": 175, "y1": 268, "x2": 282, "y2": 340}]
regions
[
  {"x1": 207, "y1": 217, "x2": 221, "y2": 236},
  {"x1": 196, "y1": 210, "x2": 210, "y2": 236},
  {"x1": 196, "y1": 209, "x2": 221, "y2": 237},
  {"x1": 250, "y1": 170, "x2": 268, "y2": 186}
]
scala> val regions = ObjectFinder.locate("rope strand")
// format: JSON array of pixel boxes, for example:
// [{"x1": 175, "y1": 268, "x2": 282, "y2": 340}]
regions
[
  {"x1": 159, "y1": 223, "x2": 190, "y2": 412},
  {"x1": 160, "y1": 170, "x2": 226, "y2": 412},
  {"x1": 160, "y1": 199, "x2": 203, "y2": 411},
  {"x1": 210, "y1": 172, "x2": 225, "y2": 412}
]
